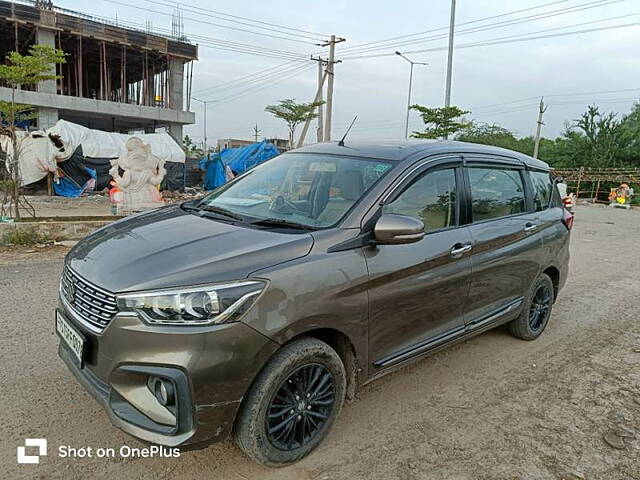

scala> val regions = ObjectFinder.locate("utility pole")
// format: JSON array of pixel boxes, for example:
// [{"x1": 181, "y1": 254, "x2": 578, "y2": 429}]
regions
[
  {"x1": 533, "y1": 97, "x2": 547, "y2": 159},
  {"x1": 444, "y1": 0, "x2": 456, "y2": 110},
  {"x1": 192, "y1": 97, "x2": 215, "y2": 151},
  {"x1": 395, "y1": 51, "x2": 428, "y2": 139},
  {"x1": 321, "y1": 35, "x2": 345, "y2": 142},
  {"x1": 313, "y1": 56, "x2": 326, "y2": 142},
  {"x1": 296, "y1": 67, "x2": 328, "y2": 148},
  {"x1": 252, "y1": 123, "x2": 262, "y2": 142}
]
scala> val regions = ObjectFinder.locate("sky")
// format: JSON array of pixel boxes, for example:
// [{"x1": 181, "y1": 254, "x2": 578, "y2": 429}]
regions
[{"x1": 56, "y1": 0, "x2": 640, "y2": 145}]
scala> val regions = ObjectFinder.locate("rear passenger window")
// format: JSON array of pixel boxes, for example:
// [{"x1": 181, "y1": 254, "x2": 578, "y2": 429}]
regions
[
  {"x1": 530, "y1": 171, "x2": 554, "y2": 211},
  {"x1": 383, "y1": 168, "x2": 457, "y2": 232},
  {"x1": 468, "y1": 167, "x2": 525, "y2": 222}
]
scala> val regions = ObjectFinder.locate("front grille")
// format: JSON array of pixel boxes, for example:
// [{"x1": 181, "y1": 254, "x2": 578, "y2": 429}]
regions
[{"x1": 60, "y1": 265, "x2": 118, "y2": 331}]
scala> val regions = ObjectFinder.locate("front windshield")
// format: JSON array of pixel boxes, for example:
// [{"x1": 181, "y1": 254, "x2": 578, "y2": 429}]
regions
[{"x1": 198, "y1": 153, "x2": 394, "y2": 228}]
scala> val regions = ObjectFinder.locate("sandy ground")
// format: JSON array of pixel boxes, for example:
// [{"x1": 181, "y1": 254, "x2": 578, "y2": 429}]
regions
[
  {"x1": 21, "y1": 194, "x2": 114, "y2": 217},
  {"x1": 1, "y1": 205, "x2": 638, "y2": 480}
]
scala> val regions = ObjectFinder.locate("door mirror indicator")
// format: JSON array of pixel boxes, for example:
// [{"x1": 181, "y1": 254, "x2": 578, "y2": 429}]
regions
[{"x1": 373, "y1": 214, "x2": 425, "y2": 245}]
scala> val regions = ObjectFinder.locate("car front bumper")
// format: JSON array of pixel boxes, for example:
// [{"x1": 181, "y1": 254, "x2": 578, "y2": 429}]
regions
[{"x1": 57, "y1": 300, "x2": 279, "y2": 447}]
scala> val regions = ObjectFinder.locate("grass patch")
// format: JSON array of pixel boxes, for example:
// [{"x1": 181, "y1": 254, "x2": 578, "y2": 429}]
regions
[{"x1": 3, "y1": 228, "x2": 50, "y2": 246}]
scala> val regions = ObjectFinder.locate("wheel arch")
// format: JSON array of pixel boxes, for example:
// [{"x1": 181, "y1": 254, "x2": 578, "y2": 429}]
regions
[{"x1": 541, "y1": 265, "x2": 560, "y2": 301}]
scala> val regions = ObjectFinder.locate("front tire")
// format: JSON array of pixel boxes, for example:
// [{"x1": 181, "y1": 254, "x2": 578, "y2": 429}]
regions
[
  {"x1": 508, "y1": 273, "x2": 555, "y2": 340},
  {"x1": 235, "y1": 337, "x2": 346, "y2": 466}
]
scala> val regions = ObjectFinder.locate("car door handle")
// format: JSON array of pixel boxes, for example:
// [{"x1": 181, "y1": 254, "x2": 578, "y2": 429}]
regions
[
  {"x1": 524, "y1": 222, "x2": 538, "y2": 232},
  {"x1": 450, "y1": 243, "x2": 472, "y2": 258}
]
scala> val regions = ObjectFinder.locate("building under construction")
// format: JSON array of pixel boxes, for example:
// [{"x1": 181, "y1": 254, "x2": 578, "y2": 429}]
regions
[{"x1": 0, "y1": 0, "x2": 197, "y2": 140}]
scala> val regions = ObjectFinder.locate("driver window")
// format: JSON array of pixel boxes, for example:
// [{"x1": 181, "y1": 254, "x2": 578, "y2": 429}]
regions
[{"x1": 383, "y1": 168, "x2": 457, "y2": 232}]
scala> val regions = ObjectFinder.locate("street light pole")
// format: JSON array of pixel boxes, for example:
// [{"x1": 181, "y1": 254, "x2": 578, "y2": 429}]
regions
[
  {"x1": 192, "y1": 97, "x2": 214, "y2": 151},
  {"x1": 395, "y1": 51, "x2": 428, "y2": 140},
  {"x1": 444, "y1": 0, "x2": 457, "y2": 109}
]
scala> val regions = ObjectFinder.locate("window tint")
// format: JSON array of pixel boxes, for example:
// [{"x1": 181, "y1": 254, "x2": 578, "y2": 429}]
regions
[
  {"x1": 468, "y1": 167, "x2": 525, "y2": 221},
  {"x1": 530, "y1": 171, "x2": 554, "y2": 211},
  {"x1": 383, "y1": 168, "x2": 457, "y2": 232}
]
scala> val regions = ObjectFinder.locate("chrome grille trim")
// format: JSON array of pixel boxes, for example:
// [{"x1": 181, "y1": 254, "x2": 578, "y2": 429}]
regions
[{"x1": 60, "y1": 265, "x2": 118, "y2": 332}]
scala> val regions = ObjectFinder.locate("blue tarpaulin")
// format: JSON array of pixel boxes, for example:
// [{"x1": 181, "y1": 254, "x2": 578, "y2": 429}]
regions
[
  {"x1": 53, "y1": 167, "x2": 96, "y2": 197},
  {"x1": 199, "y1": 153, "x2": 226, "y2": 191},
  {"x1": 200, "y1": 140, "x2": 280, "y2": 190}
]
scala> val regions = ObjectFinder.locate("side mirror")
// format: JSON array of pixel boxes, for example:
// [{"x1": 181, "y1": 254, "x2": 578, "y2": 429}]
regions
[{"x1": 374, "y1": 214, "x2": 425, "y2": 245}]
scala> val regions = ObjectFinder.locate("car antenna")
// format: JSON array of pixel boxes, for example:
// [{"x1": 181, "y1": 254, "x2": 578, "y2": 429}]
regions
[{"x1": 337, "y1": 115, "x2": 358, "y2": 147}]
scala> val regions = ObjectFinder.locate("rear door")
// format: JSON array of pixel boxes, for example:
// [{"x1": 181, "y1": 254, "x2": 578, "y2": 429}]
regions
[
  {"x1": 463, "y1": 159, "x2": 542, "y2": 327},
  {"x1": 365, "y1": 159, "x2": 473, "y2": 371}
]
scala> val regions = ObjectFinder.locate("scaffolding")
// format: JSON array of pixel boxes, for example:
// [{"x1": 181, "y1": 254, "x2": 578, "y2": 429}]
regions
[{"x1": 0, "y1": 0, "x2": 197, "y2": 111}]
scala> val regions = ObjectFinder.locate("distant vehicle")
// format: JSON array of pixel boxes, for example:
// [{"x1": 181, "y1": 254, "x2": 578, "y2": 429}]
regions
[{"x1": 56, "y1": 141, "x2": 572, "y2": 466}]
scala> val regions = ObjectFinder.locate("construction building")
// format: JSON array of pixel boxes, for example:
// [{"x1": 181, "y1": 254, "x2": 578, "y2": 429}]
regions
[{"x1": 0, "y1": 0, "x2": 197, "y2": 141}]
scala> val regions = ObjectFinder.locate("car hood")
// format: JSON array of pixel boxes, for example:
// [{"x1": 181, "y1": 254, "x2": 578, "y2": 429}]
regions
[{"x1": 66, "y1": 205, "x2": 314, "y2": 292}]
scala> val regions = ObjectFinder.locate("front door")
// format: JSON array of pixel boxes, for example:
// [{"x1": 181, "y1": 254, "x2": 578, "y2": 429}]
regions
[{"x1": 364, "y1": 163, "x2": 473, "y2": 372}]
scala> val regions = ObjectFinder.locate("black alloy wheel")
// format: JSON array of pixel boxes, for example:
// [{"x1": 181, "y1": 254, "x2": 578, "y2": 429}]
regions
[
  {"x1": 266, "y1": 364, "x2": 335, "y2": 451},
  {"x1": 529, "y1": 284, "x2": 552, "y2": 331}
]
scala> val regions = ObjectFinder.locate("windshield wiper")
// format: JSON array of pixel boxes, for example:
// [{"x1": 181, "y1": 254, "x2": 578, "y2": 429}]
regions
[
  {"x1": 251, "y1": 217, "x2": 317, "y2": 230},
  {"x1": 200, "y1": 205, "x2": 247, "y2": 222}
]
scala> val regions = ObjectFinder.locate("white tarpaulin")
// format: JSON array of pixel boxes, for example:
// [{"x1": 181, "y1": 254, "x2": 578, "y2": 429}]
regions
[
  {"x1": 1, "y1": 131, "x2": 60, "y2": 186},
  {"x1": 48, "y1": 120, "x2": 185, "y2": 164}
]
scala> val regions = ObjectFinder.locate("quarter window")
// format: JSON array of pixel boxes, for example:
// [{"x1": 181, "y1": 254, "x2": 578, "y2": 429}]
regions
[
  {"x1": 468, "y1": 167, "x2": 525, "y2": 221},
  {"x1": 530, "y1": 171, "x2": 554, "y2": 211},
  {"x1": 383, "y1": 168, "x2": 457, "y2": 232}
]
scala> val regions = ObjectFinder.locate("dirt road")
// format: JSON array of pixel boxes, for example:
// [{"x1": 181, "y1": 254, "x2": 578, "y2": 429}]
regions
[{"x1": 1, "y1": 206, "x2": 638, "y2": 479}]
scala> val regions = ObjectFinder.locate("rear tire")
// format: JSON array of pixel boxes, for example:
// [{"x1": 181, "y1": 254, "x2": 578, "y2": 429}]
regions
[
  {"x1": 508, "y1": 273, "x2": 554, "y2": 341},
  {"x1": 235, "y1": 337, "x2": 346, "y2": 467}
]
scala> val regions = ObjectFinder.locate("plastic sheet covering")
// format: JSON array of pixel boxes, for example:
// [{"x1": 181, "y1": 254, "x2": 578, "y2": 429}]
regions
[
  {"x1": 200, "y1": 153, "x2": 225, "y2": 190},
  {"x1": 222, "y1": 140, "x2": 279, "y2": 174},
  {"x1": 199, "y1": 141, "x2": 280, "y2": 190},
  {"x1": 54, "y1": 167, "x2": 96, "y2": 197},
  {"x1": 1, "y1": 130, "x2": 60, "y2": 186},
  {"x1": 48, "y1": 120, "x2": 185, "y2": 164}
]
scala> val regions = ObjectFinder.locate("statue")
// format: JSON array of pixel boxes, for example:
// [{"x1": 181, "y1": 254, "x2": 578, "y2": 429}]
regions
[{"x1": 109, "y1": 137, "x2": 165, "y2": 214}]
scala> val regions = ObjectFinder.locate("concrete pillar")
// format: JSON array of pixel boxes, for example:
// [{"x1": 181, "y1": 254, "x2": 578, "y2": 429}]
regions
[
  {"x1": 168, "y1": 58, "x2": 184, "y2": 111},
  {"x1": 36, "y1": 27, "x2": 58, "y2": 130},
  {"x1": 168, "y1": 123, "x2": 183, "y2": 144}
]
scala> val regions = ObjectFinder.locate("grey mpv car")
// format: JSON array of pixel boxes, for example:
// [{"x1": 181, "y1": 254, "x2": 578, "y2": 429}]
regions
[{"x1": 57, "y1": 141, "x2": 571, "y2": 466}]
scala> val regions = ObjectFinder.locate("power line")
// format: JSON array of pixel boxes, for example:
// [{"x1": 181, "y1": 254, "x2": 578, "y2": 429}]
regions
[
  {"x1": 342, "y1": 0, "x2": 627, "y2": 56},
  {"x1": 342, "y1": 20, "x2": 640, "y2": 60},
  {"x1": 472, "y1": 87, "x2": 640, "y2": 111},
  {"x1": 77, "y1": 8, "x2": 309, "y2": 61},
  {"x1": 339, "y1": 0, "x2": 571, "y2": 53},
  {"x1": 193, "y1": 60, "x2": 304, "y2": 95},
  {"x1": 99, "y1": 0, "x2": 320, "y2": 44},
  {"x1": 138, "y1": 0, "x2": 328, "y2": 42},
  {"x1": 194, "y1": 61, "x2": 314, "y2": 101},
  {"x1": 210, "y1": 63, "x2": 316, "y2": 106}
]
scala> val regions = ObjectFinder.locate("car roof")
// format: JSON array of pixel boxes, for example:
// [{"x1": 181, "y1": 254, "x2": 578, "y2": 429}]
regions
[{"x1": 291, "y1": 140, "x2": 550, "y2": 170}]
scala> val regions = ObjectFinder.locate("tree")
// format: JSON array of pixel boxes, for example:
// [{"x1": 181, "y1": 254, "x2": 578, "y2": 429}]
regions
[
  {"x1": 182, "y1": 134, "x2": 204, "y2": 158},
  {"x1": 619, "y1": 102, "x2": 640, "y2": 165},
  {"x1": 0, "y1": 44, "x2": 65, "y2": 219},
  {"x1": 457, "y1": 122, "x2": 521, "y2": 150},
  {"x1": 265, "y1": 98, "x2": 324, "y2": 148},
  {"x1": 410, "y1": 105, "x2": 471, "y2": 139},
  {"x1": 566, "y1": 105, "x2": 624, "y2": 168}
]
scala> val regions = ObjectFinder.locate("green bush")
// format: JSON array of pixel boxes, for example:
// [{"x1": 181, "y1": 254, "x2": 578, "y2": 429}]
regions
[{"x1": 3, "y1": 228, "x2": 50, "y2": 246}]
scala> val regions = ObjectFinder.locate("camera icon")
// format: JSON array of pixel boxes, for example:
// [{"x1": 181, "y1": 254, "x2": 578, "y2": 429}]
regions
[{"x1": 17, "y1": 439, "x2": 47, "y2": 464}]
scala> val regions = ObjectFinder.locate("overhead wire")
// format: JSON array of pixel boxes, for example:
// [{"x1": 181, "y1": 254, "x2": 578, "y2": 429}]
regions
[
  {"x1": 139, "y1": 0, "x2": 329, "y2": 41},
  {"x1": 340, "y1": 0, "x2": 625, "y2": 56},
  {"x1": 99, "y1": 0, "x2": 321, "y2": 44}
]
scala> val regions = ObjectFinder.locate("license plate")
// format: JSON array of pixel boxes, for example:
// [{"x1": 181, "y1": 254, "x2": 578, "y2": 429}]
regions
[{"x1": 56, "y1": 311, "x2": 86, "y2": 367}]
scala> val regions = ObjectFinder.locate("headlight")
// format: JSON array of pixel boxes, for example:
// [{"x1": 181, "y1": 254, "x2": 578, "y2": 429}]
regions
[{"x1": 116, "y1": 280, "x2": 266, "y2": 326}]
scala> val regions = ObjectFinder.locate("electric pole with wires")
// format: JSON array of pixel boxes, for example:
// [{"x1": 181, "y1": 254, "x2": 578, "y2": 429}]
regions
[
  {"x1": 320, "y1": 35, "x2": 345, "y2": 142},
  {"x1": 533, "y1": 97, "x2": 547, "y2": 159},
  {"x1": 253, "y1": 123, "x2": 262, "y2": 142},
  {"x1": 312, "y1": 56, "x2": 327, "y2": 142}
]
